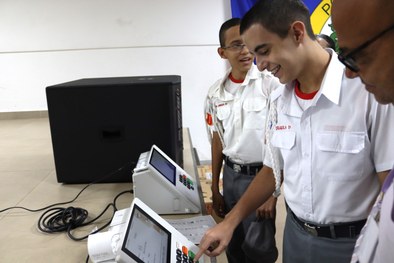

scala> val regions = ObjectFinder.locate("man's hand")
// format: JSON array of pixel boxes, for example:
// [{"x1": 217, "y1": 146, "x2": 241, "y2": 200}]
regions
[
  {"x1": 193, "y1": 220, "x2": 235, "y2": 262},
  {"x1": 212, "y1": 191, "x2": 226, "y2": 218},
  {"x1": 256, "y1": 195, "x2": 277, "y2": 219}
]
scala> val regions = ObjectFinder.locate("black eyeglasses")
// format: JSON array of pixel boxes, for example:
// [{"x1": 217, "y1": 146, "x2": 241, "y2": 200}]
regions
[
  {"x1": 338, "y1": 23, "x2": 394, "y2": 72},
  {"x1": 222, "y1": 43, "x2": 247, "y2": 52}
]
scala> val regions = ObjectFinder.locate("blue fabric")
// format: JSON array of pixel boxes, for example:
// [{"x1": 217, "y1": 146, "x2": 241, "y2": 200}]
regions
[
  {"x1": 230, "y1": 0, "x2": 257, "y2": 18},
  {"x1": 231, "y1": 0, "x2": 322, "y2": 18},
  {"x1": 303, "y1": 0, "x2": 320, "y2": 14}
]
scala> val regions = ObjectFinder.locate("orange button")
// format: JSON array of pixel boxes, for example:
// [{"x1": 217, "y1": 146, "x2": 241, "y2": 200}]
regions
[{"x1": 182, "y1": 245, "x2": 188, "y2": 255}]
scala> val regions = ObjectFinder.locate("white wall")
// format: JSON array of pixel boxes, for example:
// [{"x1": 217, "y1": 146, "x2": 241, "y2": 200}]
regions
[{"x1": 0, "y1": 0, "x2": 232, "y2": 161}]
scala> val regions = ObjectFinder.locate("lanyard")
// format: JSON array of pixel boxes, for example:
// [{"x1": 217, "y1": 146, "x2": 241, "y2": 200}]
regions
[
  {"x1": 381, "y1": 169, "x2": 394, "y2": 221},
  {"x1": 369, "y1": 169, "x2": 394, "y2": 223},
  {"x1": 351, "y1": 169, "x2": 394, "y2": 263},
  {"x1": 382, "y1": 169, "x2": 394, "y2": 193}
]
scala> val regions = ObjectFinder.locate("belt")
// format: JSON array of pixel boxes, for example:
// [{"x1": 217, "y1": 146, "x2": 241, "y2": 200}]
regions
[
  {"x1": 290, "y1": 209, "x2": 366, "y2": 239},
  {"x1": 223, "y1": 155, "x2": 263, "y2": 175}
]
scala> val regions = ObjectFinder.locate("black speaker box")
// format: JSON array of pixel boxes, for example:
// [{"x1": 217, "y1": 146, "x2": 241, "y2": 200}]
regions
[{"x1": 46, "y1": 75, "x2": 183, "y2": 183}]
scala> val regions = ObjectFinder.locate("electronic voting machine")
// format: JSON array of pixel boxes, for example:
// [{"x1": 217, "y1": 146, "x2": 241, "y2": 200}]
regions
[
  {"x1": 88, "y1": 198, "x2": 206, "y2": 263},
  {"x1": 132, "y1": 145, "x2": 201, "y2": 214}
]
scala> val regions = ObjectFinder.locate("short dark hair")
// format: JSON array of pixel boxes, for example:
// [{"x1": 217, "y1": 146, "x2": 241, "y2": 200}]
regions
[
  {"x1": 316, "y1": 34, "x2": 336, "y2": 50},
  {"x1": 219, "y1": 18, "x2": 241, "y2": 47},
  {"x1": 240, "y1": 0, "x2": 315, "y2": 40}
]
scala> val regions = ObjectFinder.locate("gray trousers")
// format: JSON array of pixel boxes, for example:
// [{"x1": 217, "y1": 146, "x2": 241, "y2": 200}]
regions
[
  {"x1": 283, "y1": 208, "x2": 357, "y2": 263},
  {"x1": 223, "y1": 164, "x2": 277, "y2": 263}
]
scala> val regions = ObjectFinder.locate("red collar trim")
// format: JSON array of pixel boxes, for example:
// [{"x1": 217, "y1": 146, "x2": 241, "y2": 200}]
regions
[
  {"x1": 229, "y1": 73, "x2": 244, "y2": 83},
  {"x1": 294, "y1": 80, "x2": 318, "y2": 100}
]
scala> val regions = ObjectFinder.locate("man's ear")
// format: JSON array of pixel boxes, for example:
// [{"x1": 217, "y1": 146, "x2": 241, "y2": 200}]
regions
[
  {"x1": 290, "y1": 21, "x2": 306, "y2": 43},
  {"x1": 218, "y1": 47, "x2": 227, "y2": 59}
]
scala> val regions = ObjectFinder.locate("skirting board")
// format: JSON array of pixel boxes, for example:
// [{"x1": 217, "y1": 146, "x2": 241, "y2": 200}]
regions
[{"x1": 0, "y1": 111, "x2": 48, "y2": 120}]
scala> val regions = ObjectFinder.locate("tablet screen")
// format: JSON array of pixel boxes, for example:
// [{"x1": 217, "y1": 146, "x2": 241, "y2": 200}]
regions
[{"x1": 121, "y1": 204, "x2": 171, "y2": 263}]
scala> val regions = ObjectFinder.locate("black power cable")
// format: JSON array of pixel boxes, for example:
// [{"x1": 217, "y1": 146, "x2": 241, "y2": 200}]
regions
[
  {"x1": 0, "y1": 162, "x2": 134, "y2": 214},
  {"x1": 37, "y1": 189, "x2": 132, "y2": 241},
  {"x1": 0, "y1": 162, "x2": 134, "y2": 241}
]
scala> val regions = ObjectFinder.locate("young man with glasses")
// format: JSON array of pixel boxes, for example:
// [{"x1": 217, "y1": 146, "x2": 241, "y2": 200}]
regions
[
  {"x1": 196, "y1": 1, "x2": 394, "y2": 262},
  {"x1": 332, "y1": 1, "x2": 394, "y2": 262},
  {"x1": 204, "y1": 17, "x2": 281, "y2": 263}
]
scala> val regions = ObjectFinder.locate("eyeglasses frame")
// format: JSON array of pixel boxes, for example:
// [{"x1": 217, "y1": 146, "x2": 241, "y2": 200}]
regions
[
  {"x1": 221, "y1": 43, "x2": 247, "y2": 52},
  {"x1": 338, "y1": 23, "x2": 394, "y2": 72}
]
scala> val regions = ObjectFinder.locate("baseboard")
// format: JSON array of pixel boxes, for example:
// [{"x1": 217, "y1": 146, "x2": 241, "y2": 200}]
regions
[{"x1": 0, "y1": 111, "x2": 48, "y2": 120}]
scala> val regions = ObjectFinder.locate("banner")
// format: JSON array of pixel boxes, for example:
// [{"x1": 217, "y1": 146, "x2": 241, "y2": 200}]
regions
[
  {"x1": 305, "y1": 0, "x2": 333, "y2": 35},
  {"x1": 230, "y1": 0, "x2": 336, "y2": 48},
  {"x1": 230, "y1": 0, "x2": 257, "y2": 18}
]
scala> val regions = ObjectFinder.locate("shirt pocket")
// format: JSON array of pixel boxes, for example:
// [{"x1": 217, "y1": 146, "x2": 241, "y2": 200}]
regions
[
  {"x1": 216, "y1": 104, "x2": 231, "y2": 121},
  {"x1": 317, "y1": 131, "x2": 366, "y2": 181},
  {"x1": 243, "y1": 97, "x2": 267, "y2": 112},
  {"x1": 243, "y1": 97, "x2": 267, "y2": 129},
  {"x1": 271, "y1": 130, "x2": 296, "y2": 150},
  {"x1": 317, "y1": 131, "x2": 365, "y2": 154}
]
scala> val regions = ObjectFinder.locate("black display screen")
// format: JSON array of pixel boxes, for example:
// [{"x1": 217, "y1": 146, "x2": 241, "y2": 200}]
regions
[{"x1": 149, "y1": 148, "x2": 176, "y2": 185}]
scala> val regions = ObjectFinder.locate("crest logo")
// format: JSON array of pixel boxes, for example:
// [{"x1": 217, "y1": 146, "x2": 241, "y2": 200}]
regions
[{"x1": 305, "y1": 0, "x2": 337, "y2": 50}]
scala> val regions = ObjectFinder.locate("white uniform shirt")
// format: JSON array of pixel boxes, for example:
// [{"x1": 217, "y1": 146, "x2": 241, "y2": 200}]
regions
[
  {"x1": 265, "y1": 50, "x2": 394, "y2": 224},
  {"x1": 351, "y1": 169, "x2": 394, "y2": 263},
  {"x1": 206, "y1": 65, "x2": 281, "y2": 164},
  {"x1": 373, "y1": 176, "x2": 394, "y2": 262}
]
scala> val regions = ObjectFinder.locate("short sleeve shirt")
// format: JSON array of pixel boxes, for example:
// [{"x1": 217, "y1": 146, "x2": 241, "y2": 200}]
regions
[
  {"x1": 373, "y1": 175, "x2": 394, "y2": 262},
  {"x1": 206, "y1": 65, "x2": 281, "y2": 164},
  {"x1": 264, "y1": 50, "x2": 394, "y2": 224}
]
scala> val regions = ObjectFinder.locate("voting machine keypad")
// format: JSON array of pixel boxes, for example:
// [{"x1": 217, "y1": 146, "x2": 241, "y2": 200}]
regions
[
  {"x1": 176, "y1": 244, "x2": 199, "y2": 263},
  {"x1": 179, "y1": 174, "x2": 194, "y2": 190}
]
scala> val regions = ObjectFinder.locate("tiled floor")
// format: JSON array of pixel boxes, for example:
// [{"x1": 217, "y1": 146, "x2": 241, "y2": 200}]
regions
[
  {"x1": 0, "y1": 117, "x2": 286, "y2": 263},
  {"x1": 0, "y1": 117, "x2": 133, "y2": 262}
]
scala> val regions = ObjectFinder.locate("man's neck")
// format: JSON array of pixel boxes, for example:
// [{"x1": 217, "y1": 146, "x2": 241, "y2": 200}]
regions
[
  {"x1": 297, "y1": 43, "x2": 331, "y2": 93},
  {"x1": 230, "y1": 68, "x2": 248, "y2": 82}
]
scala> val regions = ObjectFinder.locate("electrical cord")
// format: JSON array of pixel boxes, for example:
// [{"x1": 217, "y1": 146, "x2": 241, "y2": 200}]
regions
[
  {"x1": 0, "y1": 162, "x2": 134, "y2": 242},
  {"x1": 0, "y1": 161, "x2": 134, "y2": 214},
  {"x1": 37, "y1": 189, "x2": 132, "y2": 241}
]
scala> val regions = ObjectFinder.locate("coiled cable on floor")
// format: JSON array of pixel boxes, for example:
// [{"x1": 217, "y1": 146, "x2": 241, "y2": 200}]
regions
[
  {"x1": 37, "y1": 189, "x2": 132, "y2": 241},
  {"x1": 38, "y1": 206, "x2": 88, "y2": 233}
]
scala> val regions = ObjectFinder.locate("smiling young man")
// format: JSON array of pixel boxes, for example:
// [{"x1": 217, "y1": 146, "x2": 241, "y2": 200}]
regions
[
  {"x1": 332, "y1": 1, "x2": 394, "y2": 262},
  {"x1": 195, "y1": 1, "x2": 394, "y2": 263},
  {"x1": 204, "y1": 18, "x2": 281, "y2": 263}
]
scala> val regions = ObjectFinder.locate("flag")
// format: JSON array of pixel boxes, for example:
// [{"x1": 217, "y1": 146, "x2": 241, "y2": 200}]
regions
[
  {"x1": 230, "y1": 0, "x2": 336, "y2": 49},
  {"x1": 231, "y1": 0, "x2": 258, "y2": 18}
]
